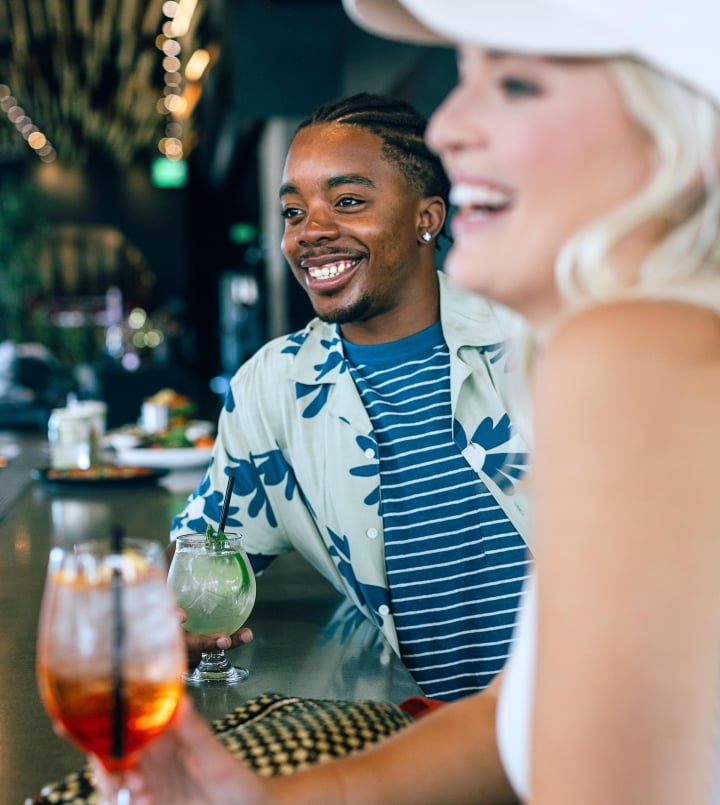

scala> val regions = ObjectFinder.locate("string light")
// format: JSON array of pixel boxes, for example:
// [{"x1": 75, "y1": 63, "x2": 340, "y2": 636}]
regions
[
  {"x1": 184, "y1": 49, "x2": 210, "y2": 82},
  {"x1": 0, "y1": 83, "x2": 56, "y2": 163},
  {"x1": 0, "y1": 3, "x2": 209, "y2": 167},
  {"x1": 156, "y1": 0, "x2": 211, "y2": 163}
]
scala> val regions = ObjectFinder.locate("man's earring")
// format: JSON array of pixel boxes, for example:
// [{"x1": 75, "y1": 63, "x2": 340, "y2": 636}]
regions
[{"x1": 421, "y1": 231, "x2": 433, "y2": 242}]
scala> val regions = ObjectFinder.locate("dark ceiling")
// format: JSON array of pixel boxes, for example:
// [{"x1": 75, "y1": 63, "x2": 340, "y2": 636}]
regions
[
  {"x1": 0, "y1": 0, "x2": 352, "y2": 173},
  {"x1": 0, "y1": 0, "x2": 221, "y2": 169},
  {"x1": 0, "y1": 0, "x2": 453, "y2": 184}
]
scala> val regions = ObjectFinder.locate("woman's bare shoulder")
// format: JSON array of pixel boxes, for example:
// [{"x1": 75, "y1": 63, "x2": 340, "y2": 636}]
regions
[
  {"x1": 529, "y1": 299, "x2": 720, "y2": 445},
  {"x1": 537, "y1": 299, "x2": 720, "y2": 382}
]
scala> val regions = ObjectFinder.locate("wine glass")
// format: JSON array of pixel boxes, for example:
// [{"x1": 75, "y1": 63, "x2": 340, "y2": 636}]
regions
[
  {"x1": 167, "y1": 532, "x2": 256, "y2": 685},
  {"x1": 36, "y1": 537, "x2": 186, "y2": 805}
]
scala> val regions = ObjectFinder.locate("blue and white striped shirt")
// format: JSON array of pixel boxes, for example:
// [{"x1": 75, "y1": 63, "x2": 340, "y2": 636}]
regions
[{"x1": 344, "y1": 322, "x2": 531, "y2": 701}]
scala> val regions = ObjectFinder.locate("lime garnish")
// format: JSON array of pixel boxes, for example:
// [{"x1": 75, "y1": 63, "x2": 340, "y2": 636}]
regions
[{"x1": 234, "y1": 551, "x2": 252, "y2": 586}]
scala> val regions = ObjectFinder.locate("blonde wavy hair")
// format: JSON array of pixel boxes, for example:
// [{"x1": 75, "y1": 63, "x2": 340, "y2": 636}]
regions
[
  {"x1": 555, "y1": 57, "x2": 720, "y2": 309},
  {"x1": 499, "y1": 60, "x2": 720, "y2": 446}
]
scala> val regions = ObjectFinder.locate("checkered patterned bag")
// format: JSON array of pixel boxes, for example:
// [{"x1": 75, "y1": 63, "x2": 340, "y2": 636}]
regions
[{"x1": 27, "y1": 693, "x2": 414, "y2": 803}]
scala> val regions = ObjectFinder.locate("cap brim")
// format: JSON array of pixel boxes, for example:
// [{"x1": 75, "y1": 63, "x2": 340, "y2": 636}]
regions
[
  {"x1": 343, "y1": 0, "x2": 720, "y2": 115},
  {"x1": 343, "y1": 0, "x2": 445, "y2": 46},
  {"x1": 343, "y1": 0, "x2": 629, "y2": 58}
]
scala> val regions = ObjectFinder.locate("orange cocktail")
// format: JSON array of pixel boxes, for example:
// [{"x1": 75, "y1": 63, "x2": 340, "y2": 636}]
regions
[
  {"x1": 37, "y1": 538, "x2": 185, "y2": 800},
  {"x1": 37, "y1": 672, "x2": 183, "y2": 771}
]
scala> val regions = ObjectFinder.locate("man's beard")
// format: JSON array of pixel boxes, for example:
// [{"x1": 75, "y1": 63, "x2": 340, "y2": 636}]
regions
[{"x1": 315, "y1": 293, "x2": 374, "y2": 325}]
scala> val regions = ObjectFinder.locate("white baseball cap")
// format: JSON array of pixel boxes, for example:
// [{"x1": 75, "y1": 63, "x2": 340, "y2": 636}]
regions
[{"x1": 343, "y1": 0, "x2": 720, "y2": 109}]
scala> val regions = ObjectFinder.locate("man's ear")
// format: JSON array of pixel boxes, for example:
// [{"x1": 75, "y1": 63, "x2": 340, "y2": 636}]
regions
[{"x1": 417, "y1": 196, "x2": 447, "y2": 243}]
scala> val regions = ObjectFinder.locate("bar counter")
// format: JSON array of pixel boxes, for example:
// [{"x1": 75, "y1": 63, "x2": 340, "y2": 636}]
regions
[{"x1": 0, "y1": 432, "x2": 420, "y2": 805}]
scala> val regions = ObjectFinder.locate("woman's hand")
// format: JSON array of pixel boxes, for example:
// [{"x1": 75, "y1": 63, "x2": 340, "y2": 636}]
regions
[{"x1": 92, "y1": 696, "x2": 273, "y2": 805}]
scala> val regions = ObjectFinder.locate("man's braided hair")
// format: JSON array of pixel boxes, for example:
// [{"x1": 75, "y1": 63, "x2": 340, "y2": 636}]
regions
[{"x1": 295, "y1": 92, "x2": 451, "y2": 241}]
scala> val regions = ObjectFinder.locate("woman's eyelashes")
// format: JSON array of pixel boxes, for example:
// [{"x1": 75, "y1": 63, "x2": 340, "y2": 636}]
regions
[{"x1": 499, "y1": 75, "x2": 542, "y2": 98}]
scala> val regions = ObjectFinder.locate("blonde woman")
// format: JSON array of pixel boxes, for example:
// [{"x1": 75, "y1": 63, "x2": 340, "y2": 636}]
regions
[{"x1": 97, "y1": 1, "x2": 720, "y2": 803}]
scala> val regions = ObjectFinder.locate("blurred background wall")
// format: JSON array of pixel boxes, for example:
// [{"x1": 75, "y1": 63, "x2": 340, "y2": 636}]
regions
[{"x1": 0, "y1": 0, "x2": 456, "y2": 427}]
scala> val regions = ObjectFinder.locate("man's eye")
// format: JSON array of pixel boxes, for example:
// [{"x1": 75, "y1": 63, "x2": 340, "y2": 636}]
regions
[
  {"x1": 281, "y1": 206, "x2": 303, "y2": 220},
  {"x1": 500, "y1": 76, "x2": 541, "y2": 97},
  {"x1": 337, "y1": 196, "x2": 361, "y2": 208}
]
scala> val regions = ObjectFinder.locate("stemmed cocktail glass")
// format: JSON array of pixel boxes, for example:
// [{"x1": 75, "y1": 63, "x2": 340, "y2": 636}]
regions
[
  {"x1": 36, "y1": 536, "x2": 185, "y2": 804},
  {"x1": 168, "y1": 531, "x2": 256, "y2": 685}
]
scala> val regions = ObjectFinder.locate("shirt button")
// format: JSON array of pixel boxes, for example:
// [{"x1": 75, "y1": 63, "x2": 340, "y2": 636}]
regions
[
  {"x1": 364, "y1": 448, "x2": 375, "y2": 459},
  {"x1": 366, "y1": 527, "x2": 378, "y2": 539},
  {"x1": 378, "y1": 604, "x2": 390, "y2": 616}
]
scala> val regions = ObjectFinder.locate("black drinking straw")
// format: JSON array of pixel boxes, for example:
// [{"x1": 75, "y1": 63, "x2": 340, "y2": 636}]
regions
[
  {"x1": 218, "y1": 475, "x2": 235, "y2": 534},
  {"x1": 110, "y1": 525, "x2": 126, "y2": 761}
]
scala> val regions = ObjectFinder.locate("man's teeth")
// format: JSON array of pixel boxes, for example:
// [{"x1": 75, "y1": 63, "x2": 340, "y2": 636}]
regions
[
  {"x1": 450, "y1": 184, "x2": 512, "y2": 209},
  {"x1": 307, "y1": 260, "x2": 354, "y2": 279}
]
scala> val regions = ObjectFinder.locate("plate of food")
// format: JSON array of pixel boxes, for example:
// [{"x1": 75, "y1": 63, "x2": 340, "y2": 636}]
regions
[
  {"x1": 106, "y1": 421, "x2": 215, "y2": 470},
  {"x1": 33, "y1": 465, "x2": 170, "y2": 488},
  {"x1": 112, "y1": 445, "x2": 214, "y2": 470}
]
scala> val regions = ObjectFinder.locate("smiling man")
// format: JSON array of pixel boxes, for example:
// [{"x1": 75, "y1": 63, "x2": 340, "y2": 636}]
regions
[{"x1": 171, "y1": 93, "x2": 531, "y2": 702}]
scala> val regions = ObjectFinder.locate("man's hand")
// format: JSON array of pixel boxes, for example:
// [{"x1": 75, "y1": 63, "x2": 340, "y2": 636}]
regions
[{"x1": 176, "y1": 607, "x2": 254, "y2": 665}]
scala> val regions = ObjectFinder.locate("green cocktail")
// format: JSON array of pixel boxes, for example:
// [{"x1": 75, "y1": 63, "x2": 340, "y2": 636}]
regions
[{"x1": 168, "y1": 532, "x2": 256, "y2": 685}]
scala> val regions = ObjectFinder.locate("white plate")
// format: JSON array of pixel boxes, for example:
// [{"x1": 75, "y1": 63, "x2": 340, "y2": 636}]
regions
[
  {"x1": 113, "y1": 446, "x2": 213, "y2": 470},
  {"x1": 104, "y1": 432, "x2": 143, "y2": 451}
]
